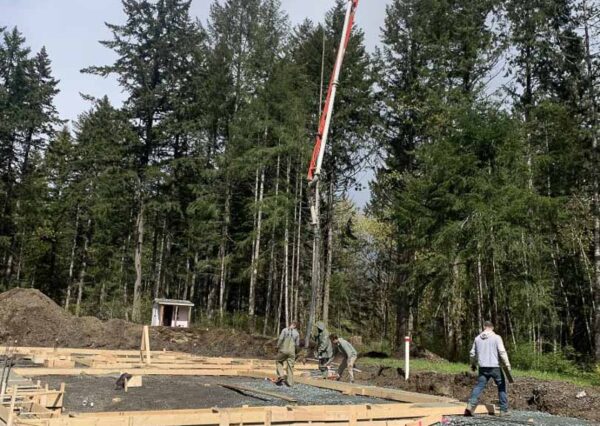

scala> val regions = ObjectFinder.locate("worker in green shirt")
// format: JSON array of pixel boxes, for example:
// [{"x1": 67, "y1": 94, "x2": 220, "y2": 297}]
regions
[
  {"x1": 330, "y1": 334, "x2": 358, "y2": 383},
  {"x1": 275, "y1": 321, "x2": 300, "y2": 387},
  {"x1": 313, "y1": 321, "x2": 333, "y2": 376}
]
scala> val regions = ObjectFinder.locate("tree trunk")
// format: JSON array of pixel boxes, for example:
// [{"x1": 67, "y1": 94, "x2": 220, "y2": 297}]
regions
[
  {"x1": 154, "y1": 225, "x2": 166, "y2": 299},
  {"x1": 275, "y1": 264, "x2": 283, "y2": 335},
  {"x1": 75, "y1": 218, "x2": 92, "y2": 317},
  {"x1": 306, "y1": 181, "x2": 321, "y2": 347},
  {"x1": 290, "y1": 169, "x2": 299, "y2": 323},
  {"x1": 189, "y1": 252, "x2": 199, "y2": 301},
  {"x1": 583, "y1": 0, "x2": 600, "y2": 361},
  {"x1": 132, "y1": 200, "x2": 145, "y2": 323},
  {"x1": 263, "y1": 242, "x2": 276, "y2": 336},
  {"x1": 218, "y1": 185, "x2": 231, "y2": 321},
  {"x1": 283, "y1": 158, "x2": 291, "y2": 326},
  {"x1": 294, "y1": 173, "x2": 303, "y2": 322},
  {"x1": 476, "y1": 252, "x2": 484, "y2": 329},
  {"x1": 323, "y1": 178, "x2": 334, "y2": 325},
  {"x1": 64, "y1": 206, "x2": 80, "y2": 311},
  {"x1": 249, "y1": 167, "x2": 265, "y2": 324},
  {"x1": 263, "y1": 155, "x2": 281, "y2": 335},
  {"x1": 183, "y1": 252, "x2": 191, "y2": 300},
  {"x1": 14, "y1": 238, "x2": 24, "y2": 286}
]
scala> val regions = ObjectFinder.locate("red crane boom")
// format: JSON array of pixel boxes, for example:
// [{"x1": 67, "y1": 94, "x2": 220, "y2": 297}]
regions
[{"x1": 307, "y1": 0, "x2": 359, "y2": 224}]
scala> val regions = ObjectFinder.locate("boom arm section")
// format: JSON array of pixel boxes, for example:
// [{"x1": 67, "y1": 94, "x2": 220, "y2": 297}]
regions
[{"x1": 307, "y1": 0, "x2": 359, "y2": 185}]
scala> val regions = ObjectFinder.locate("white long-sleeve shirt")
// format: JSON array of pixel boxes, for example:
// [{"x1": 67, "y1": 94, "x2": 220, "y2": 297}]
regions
[{"x1": 469, "y1": 330, "x2": 510, "y2": 368}]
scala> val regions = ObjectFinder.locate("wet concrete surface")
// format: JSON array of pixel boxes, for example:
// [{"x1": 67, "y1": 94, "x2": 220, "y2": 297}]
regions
[{"x1": 36, "y1": 375, "x2": 391, "y2": 413}]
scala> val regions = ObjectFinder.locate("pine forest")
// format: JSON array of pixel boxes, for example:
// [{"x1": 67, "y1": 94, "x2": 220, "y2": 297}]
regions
[{"x1": 2, "y1": 0, "x2": 600, "y2": 368}]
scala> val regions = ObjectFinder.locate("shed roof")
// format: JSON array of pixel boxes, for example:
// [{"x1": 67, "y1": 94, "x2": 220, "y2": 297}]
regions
[{"x1": 153, "y1": 298, "x2": 194, "y2": 307}]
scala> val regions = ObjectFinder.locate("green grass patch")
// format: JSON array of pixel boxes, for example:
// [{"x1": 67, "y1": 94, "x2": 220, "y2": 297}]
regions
[{"x1": 360, "y1": 357, "x2": 600, "y2": 388}]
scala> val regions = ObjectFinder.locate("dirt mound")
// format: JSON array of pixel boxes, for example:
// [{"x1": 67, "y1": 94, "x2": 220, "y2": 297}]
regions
[
  {"x1": 0, "y1": 288, "x2": 275, "y2": 357},
  {"x1": 360, "y1": 365, "x2": 600, "y2": 423},
  {"x1": 0, "y1": 288, "x2": 76, "y2": 347}
]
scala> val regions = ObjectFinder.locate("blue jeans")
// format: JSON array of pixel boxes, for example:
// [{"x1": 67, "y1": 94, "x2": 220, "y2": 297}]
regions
[{"x1": 468, "y1": 367, "x2": 508, "y2": 412}]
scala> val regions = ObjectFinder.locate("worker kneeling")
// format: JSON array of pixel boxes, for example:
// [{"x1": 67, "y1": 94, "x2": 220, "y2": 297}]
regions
[
  {"x1": 330, "y1": 334, "x2": 358, "y2": 383},
  {"x1": 275, "y1": 321, "x2": 300, "y2": 387}
]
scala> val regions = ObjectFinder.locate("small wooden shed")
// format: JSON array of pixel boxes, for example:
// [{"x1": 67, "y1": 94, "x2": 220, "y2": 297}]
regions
[{"x1": 151, "y1": 298, "x2": 194, "y2": 328}]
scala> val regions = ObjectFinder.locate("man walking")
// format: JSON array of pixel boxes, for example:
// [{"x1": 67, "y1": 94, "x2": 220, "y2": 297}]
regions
[
  {"x1": 314, "y1": 321, "x2": 333, "y2": 376},
  {"x1": 465, "y1": 321, "x2": 511, "y2": 416},
  {"x1": 275, "y1": 321, "x2": 300, "y2": 387},
  {"x1": 330, "y1": 334, "x2": 358, "y2": 383}
]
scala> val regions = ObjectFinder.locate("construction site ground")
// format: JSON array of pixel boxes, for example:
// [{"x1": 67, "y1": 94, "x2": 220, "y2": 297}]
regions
[
  {"x1": 35, "y1": 375, "x2": 389, "y2": 413},
  {"x1": 358, "y1": 367, "x2": 600, "y2": 423},
  {"x1": 14, "y1": 373, "x2": 595, "y2": 426},
  {"x1": 1, "y1": 288, "x2": 599, "y2": 425}
]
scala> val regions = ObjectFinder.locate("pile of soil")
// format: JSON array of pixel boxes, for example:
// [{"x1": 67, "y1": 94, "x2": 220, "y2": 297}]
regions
[
  {"x1": 0, "y1": 288, "x2": 275, "y2": 358},
  {"x1": 359, "y1": 366, "x2": 600, "y2": 423}
]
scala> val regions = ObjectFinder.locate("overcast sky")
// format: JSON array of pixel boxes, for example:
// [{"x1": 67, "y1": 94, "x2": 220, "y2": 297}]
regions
[{"x1": 1, "y1": 0, "x2": 388, "y2": 206}]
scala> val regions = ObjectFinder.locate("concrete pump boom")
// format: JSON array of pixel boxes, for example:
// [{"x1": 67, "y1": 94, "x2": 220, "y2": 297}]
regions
[{"x1": 307, "y1": 0, "x2": 359, "y2": 225}]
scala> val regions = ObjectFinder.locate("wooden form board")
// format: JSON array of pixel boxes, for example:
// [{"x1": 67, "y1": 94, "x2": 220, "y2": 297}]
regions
[
  {"x1": 0, "y1": 381, "x2": 66, "y2": 425},
  {"x1": 9, "y1": 402, "x2": 488, "y2": 426},
  {"x1": 217, "y1": 383, "x2": 298, "y2": 403},
  {"x1": 14, "y1": 367, "x2": 248, "y2": 376},
  {"x1": 1, "y1": 346, "x2": 494, "y2": 426},
  {"x1": 291, "y1": 376, "x2": 456, "y2": 404},
  {"x1": 3, "y1": 346, "x2": 315, "y2": 371}
]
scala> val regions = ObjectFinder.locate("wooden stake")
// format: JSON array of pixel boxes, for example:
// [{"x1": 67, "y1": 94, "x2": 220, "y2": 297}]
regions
[
  {"x1": 6, "y1": 385, "x2": 17, "y2": 426},
  {"x1": 140, "y1": 326, "x2": 151, "y2": 365}
]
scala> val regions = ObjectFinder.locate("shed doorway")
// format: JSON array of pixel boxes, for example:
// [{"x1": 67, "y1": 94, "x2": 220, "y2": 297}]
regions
[{"x1": 162, "y1": 305, "x2": 174, "y2": 326}]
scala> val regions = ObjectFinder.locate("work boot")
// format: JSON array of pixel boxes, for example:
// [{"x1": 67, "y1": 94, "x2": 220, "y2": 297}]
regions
[
  {"x1": 497, "y1": 410, "x2": 510, "y2": 417},
  {"x1": 464, "y1": 404, "x2": 474, "y2": 417}
]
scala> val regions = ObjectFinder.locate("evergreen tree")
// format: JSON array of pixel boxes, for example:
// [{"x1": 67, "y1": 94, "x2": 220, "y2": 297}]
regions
[
  {"x1": 84, "y1": 0, "x2": 206, "y2": 321},
  {"x1": 0, "y1": 27, "x2": 60, "y2": 289}
]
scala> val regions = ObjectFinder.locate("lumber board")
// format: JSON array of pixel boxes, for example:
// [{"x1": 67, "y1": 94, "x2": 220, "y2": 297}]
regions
[
  {"x1": 58, "y1": 362, "x2": 307, "y2": 371},
  {"x1": 14, "y1": 402, "x2": 488, "y2": 426},
  {"x1": 0, "y1": 346, "x2": 178, "y2": 356},
  {"x1": 0, "y1": 404, "x2": 12, "y2": 424},
  {"x1": 290, "y1": 376, "x2": 456, "y2": 404},
  {"x1": 126, "y1": 375, "x2": 142, "y2": 388},
  {"x1": 218, "y1": 383, "x2": 297, "y2": 403},
  {"x1": 2, "y1": 346, "x2": 318, "y2": 369},
  {"x1": 14, "y1": 367, "x2": 243, "y2": 376},
  {"x1": 43, "y1": 360, "x2": 75, "y2": 369}
]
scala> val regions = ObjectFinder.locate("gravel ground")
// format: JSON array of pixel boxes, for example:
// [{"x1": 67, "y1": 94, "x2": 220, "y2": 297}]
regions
[
  {"x1": 445, "y1": 411, "x2": 598, "y2": 425},
  {"x1": 35, "y1": 375, "x2": 390, "y2": 413},
  {"x1": 362, "y1": 366, "x2": 600, "y2": 423}
]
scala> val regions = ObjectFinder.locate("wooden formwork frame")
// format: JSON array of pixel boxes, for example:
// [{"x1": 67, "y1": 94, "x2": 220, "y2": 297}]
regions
[{"x1": 0, "y1": 346, "x2": 492, "y2": 426}]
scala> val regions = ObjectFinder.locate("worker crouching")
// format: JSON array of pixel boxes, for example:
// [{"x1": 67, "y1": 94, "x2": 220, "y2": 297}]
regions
[
  {"x1": 330, "y1": 334, "x2": 358, "y2": 383},
  {"x1": 275, "y1": 321, "x2": 300, "y2": 387}
]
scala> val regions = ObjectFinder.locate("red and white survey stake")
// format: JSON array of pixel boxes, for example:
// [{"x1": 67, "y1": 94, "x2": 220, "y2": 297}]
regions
[{"x1": 405, "y1": 336, "x2": 411, "y2": 381}]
